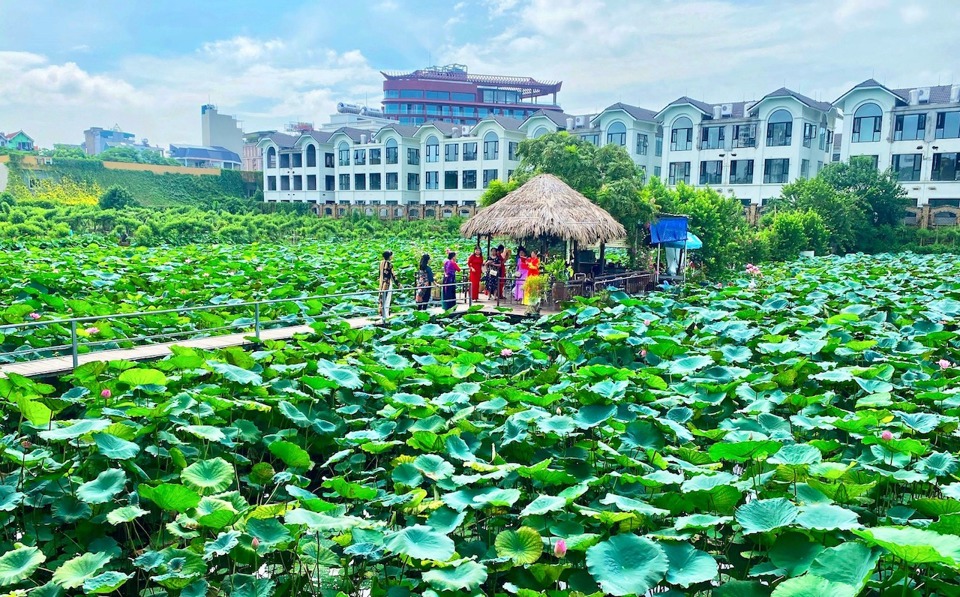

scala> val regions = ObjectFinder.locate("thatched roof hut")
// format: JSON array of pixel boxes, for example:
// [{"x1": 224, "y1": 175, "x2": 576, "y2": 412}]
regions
[{"x1": 460, "y1": 174, "x2": 626, "y2": 244}]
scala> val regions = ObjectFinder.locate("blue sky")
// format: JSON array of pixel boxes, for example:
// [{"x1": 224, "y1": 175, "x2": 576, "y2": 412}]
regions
[{"x1": 1, "y1": 0, "x2": 956, "y2": 148}]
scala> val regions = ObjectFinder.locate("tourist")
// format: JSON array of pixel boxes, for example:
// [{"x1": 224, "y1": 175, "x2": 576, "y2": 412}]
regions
[
  {"x1": 415, "y1": 253, "x2": 434, "y2": 311},
  {"x1": 497, "y1": 245, "x2": 510, "y2": 299},
  {"x1": 513, "y1": 247, "x2": 529, "y2": 302},
  {"x1": 485, "y1": 248, "x2": 501, "y2": 298},
  {"x1": 527, "y1": 250, "x2": 541, "y2": 277},
  {"x1": 442, "y1": 251, "x2": 461, "y2": 310},
  {"x1": 378, "y1": 250, "x2": 398, "y2": 320},
  {"x1": 467, "y1": 246, "x2": 484, "y2": 301}
]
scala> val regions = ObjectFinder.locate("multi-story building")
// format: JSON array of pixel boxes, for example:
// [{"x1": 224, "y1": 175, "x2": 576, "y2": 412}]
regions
[
  {"x1": 657, "y1": 88, "x2": 838, "y2": 205},
  {"x1": 242, "y1": 130, "x2": 278, "y2": 171},
  {"x1": 381, "y1": 64, "x2": 562, "y2": 127},
  {"x1": 168, "y1": 144, "x2": 242, "y2": 169},
  {"x1": 834, "y1": 79, "x2": 960, "y2": 207},
  {"x1": 201, "y1": 105, "x2": 243, "y2": 156},
  {"x1": 259, "y1": 115, "x2": 525, "y2": 215},
  {"x1": 83, "y1": 126, "x2": 135, "y2": 155}
]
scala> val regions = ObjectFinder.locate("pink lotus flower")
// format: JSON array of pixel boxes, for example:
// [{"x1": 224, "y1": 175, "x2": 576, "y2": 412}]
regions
[
  {"x1": 251, "y1": 537, "x2": 261, "y2": 549},
  {"x1": 644, "y1": 320, "x2": 652, "y2": 326},
  {"x1": 881, "y1": 430, "x2": 893, "y2": 441},
  {"x1": 938, "y1": 359, "x2": 951, "y2": 370},
  {"x1": 29, "y1": 312, "x2": 41, "y2": 320},
  {"x1": 554, "y1": 539, "x2": 567, "y2": 558},
  {"x1": 256, "y1": 266, "x2": 264, "y2": 272},
  {"x1": 85, "y1": 326, "x2": 100, "y2": 335},
  {"x1": 101, "y1": 389, "x2": 111, "y2": 399},
  {"x1": 641, "y1": 349, "x2": 648, "y2": 358},
  {"x1": 500, "y1": 349, "x2": 514, "y2": 358}
]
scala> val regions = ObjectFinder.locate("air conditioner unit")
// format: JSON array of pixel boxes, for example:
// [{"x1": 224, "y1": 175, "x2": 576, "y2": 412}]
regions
[
  {"x1": 721, "y1": 104, "x2": 734, "y2": 117},
  {"x1": 575, "y1": 116, "x2": 587, "y2": 127},
  {"x1": 917, "y1": 87, "x2": 931, "y2": 104},
  {"x1": 451, "y1": 127, "x2": 461, "y2": 138},
  {"x1": 461, "y1": 125, "x2": 471, "y2": 136},
  {"x1": 951, "y1": 84, "x2": 960, "y2": 103}
]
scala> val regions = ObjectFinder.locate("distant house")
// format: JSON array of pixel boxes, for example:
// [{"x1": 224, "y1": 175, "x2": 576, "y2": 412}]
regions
[
  {"x1": 2, "y1": 131, "x2": 35, "y2": 151},
  {"x1": 168, "y1": 144, "x2": 242, "y2": 169}
]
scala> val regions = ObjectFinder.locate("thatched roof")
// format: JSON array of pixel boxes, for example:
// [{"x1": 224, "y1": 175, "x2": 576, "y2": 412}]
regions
[{"x1": 460, "y1": 174, "x2": 626, "y2": 244}]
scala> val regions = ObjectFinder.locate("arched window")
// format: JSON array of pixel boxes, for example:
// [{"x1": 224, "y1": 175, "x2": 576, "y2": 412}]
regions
[
  {"x1": 670, "y1": 117, "x2": 693, "y2": 151},
  {"x1": 766, "y1": 109, "x2": 793, "y2": 146},
  {"x1": 338, "y1": 142, "x2": 350, "y2": 166},
  {"x1": 266, "y1": 147, "x2": 277, "y2": 169},
  {"x1": 532, "y1": 126, "x2": 549, "y2": 138},
  {"x1": 305, "y1": 144, "x2": 317, "y2": 167},
  {"x1": 606, "y1": 121, "x2": 627, "y2": 146},
  {"x1": 385, "y1": 138, "x2": 399, "y2": 164},
  {"x1": 852, "y1": 103, "x2": 882, "y2": 143},
  {"x1": 483, "y1": 131, "x2": 499, "y2": 159},
  {"x1": 425, "y1": 135, "x2": 439, "y2": 162}
]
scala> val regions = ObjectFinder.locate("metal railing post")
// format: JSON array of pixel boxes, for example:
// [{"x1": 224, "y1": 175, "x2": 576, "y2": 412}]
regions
[
  {"x1": 70, "y1": 321, "x2": 79, "y2": 369},
  {"x1": 254, "y1": 302, "x2": 261, "y2": 342}
]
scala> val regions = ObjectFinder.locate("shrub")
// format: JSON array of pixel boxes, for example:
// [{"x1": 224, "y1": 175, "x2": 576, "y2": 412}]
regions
[{"x1": 98, "y1": 186, "x2": 136, "y2": 210}]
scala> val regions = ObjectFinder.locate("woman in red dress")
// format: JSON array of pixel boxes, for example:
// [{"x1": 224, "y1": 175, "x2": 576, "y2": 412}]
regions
[{"x1": 467, "y1": 246, "x2": 484, "y2": 301}]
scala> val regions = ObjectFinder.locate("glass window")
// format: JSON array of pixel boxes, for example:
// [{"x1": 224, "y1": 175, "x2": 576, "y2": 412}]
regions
[
  {"x1": 801, "y1": 158, "x2": 810, "y2": 179},
  {"x1": 463, "y1": 142, "x2": 478, "y2": 161},
  {"x1": 654, "y1": 166, "x2": 661, "y2": 178},
  {"x1": 606, "y1": 121, "x2": 627, "y2": 146},
  {"x1": 444, "y1": 171, "x2": 458, "y2": 189},
  {"x1": 452, "y1": 92, "x2": 475, "y2": 102},
  {"x1": 306, "y1": 175, "x2": 317, "y2": 190},
  {"x1": 699, "y1": 160, "x2": 722, "y2": 184},
  {"x1": 894, "y1": 114, "x2": 926, "y2": 141},
  {"x1": 425, "y1": 136, "x2": 439, "y2": 162},
  {"x1": 369, "y1": 173, "x2": 382, "y2": 190},
  {"x1": 385, "y1": 139, "x2": 399, "y2": 164},
  {"x1": 532, "y1": 126, "x2": 549, "y2": 139},
  {"x1": 338, "y1": 174, "x2": 350, "y2": 190},
  {"x1": 445, "y1": 143, "x2": 458, "y2": 162},
  {"x1": 851, "y1": 103, "x2": 882, "y2": 143},
  {"x1": 353, "y1": 149, "x2": 366, "y2": 165},
  {"x1": 407, "y1": 148, "x2": 420, "y2": 165},
  {"x1": 700, "y1": 126, "x2": 724, "y2": 150},
  {"x1": 932, "y1": 153, "x2": 960, "y2": 181},
  {"x1": 325, "y1": 175, "x2": 335, "y2": 191},
  {"x1": 803, "y1": 123, "x2": 816, "y2": 148},
  {"x1": 483, "y1": 169, "x2": 499, "y2": 188},
  {"x1": 670, "y1": 117, "x2": 693, "y2": 151},
  {"x1": 266, "y1": 148, "x2": 278, "y2": 169},
  {"x1": 462, "y1": 170, "x2": 477, "y2": 189},
  {"x1": 280, "y1": 176, "x2": 290, "y2": 190},
  {"x1": 293, "y1": 175, "x2": 302, "y2": 190},
  {"x1": 305, "y1": 145, "x2": 317, "y2": 167},
  {"x1": 483, "y1": 132, "x2": 499, "y2": 160},
  {"x1": 668, "y1": 162, "x2": 691, "y2": 185},
  {"x1": 425, "y1": 171, "x2": 439, "y2": 190},
  {"x1": 267, "y1": 175, "x2": 276, "y2": 190},
  {"x1": 280, "y1": 153, "x2": 290, "y2": 168},
  {"x1": 426, "y1": 90, "x2": 450, "y2": 100},
  {"x1": 729, "y1": 160, "x2": 754, "y2": 184},
  {"x1": 936, "y1": 112, "x2": 960, "y2": 139},
  {"x1": 338, "y1": 142, "x2": 350, "y2": 166},
  {"x1": 733, "y1": 124, "x2": 757, "y2": 148},
  {"x1": 766, "y1": 110, "x2": 793, "y2": 147},
  {"x1": 892, "y1": 154, "x2": 922, "y2": 181},
  {"x1": 819, "y1": 127, "x2": 826, "y2": 150},
  {"x1": 407, "y1": 173, "x2": 420, "y2": 191},
  {"x1": 386, "y1": 172, "x2": 399, "y2": 190},
  {"x1": 325, "y1": 153, "x2": 334, "y2": 168},
  {"x1": 582, "y1": 134, "x2": 599, "y2": 146},
  {"x1": 655, "y1": 133, "x2": 663, "y2": 156},
  {"x1": 508, "y1": 142, "x2": 518, "y2": 161},
  {"x1": 292, "y1": 153, "x2": 303, "y2": 168},
  {"x1": 852, "y1": 155, "x2": 879, "y2": 169},
  {"x1": 354, "y1": 173, "x2": 366, "y2": 190},
  {"x1": 399, "y1": 90, "x2": 423, "y2": 98},
  {"x1": 763, "y1": 158, "x2": 790, "y2": 183},
  {"x1": 369, "y1": 148, "x2": 381, "y2": 165},
  {"x1": 385, "y1": 90, "x2": 400, "y2": 98},
  {"x1": 636, "y1": 133, "x2": 648, "y2": 155}
]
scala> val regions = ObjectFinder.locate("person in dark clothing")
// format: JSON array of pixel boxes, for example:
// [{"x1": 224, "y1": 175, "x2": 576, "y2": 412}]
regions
[{"x1": 415, "y1": 253, "x2": 435, "y2": 310}]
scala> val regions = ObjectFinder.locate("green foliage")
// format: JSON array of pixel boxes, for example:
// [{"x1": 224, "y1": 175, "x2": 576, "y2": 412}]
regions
[
  {"x1": 98, "y1": 185, "x2": 136, "y2": 210},
  {"x1": 821, "y1": 156, "x2": 911, "y2": 226},
  {"x1": 761, "y1": 210, "x2": 829, "y2": 259},
  {"x1": 478, "y1": 178, "x2": 518, "y2": 207},
  {"x1": 98, "y1": 145, "x2": 179, "y2": 166}
]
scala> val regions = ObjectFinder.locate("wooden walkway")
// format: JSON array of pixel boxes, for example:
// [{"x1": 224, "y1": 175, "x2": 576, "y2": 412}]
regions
[{"x1": 0, "y1": 303, "x2": 536, "y2": 379}]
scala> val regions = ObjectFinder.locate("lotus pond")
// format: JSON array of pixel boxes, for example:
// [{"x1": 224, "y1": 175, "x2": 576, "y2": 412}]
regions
[{"x1": 2, "y1": 252, "x2": 960, "y2": 596}]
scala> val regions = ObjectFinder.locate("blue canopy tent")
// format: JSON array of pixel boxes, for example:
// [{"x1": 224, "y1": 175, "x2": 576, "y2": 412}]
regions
[{"x1": 649, "y1": 215, "x2": 700, "y2": 284}]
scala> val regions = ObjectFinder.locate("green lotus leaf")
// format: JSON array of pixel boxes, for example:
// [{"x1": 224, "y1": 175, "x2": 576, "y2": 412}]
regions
[
  {"x1": 586, "y1": 535, "x2": 668, "y2": 596},
  {"x1": 770, "y1": 575, "x2": 856, "y2": 597},
  {"x1": 0, "y1": 487, "x2": 23, "y2": 513},
  {"x1": 118, "y1": 367, "x2": 168, "y2": 387},
  {"x1": 52, "y1": 552, "x2": 112, "y2": 589},
  {"x1": 203, "y1": 530, "x2": 241, "y2": 560},
  {"x1": 139, "y1": 483, "x2": 201, "y2": 512},
  {"x1": 181, "y1": 457, "x2": 235, "y2": 495},
  {"x1": 316, "y1": 359, "x2": 363, "y2": 389},
  {"x1": 76, "y1": 468, "x2": 126, "y2": 504},
  {"x1": 268, "y1": 440, "x2": 313, "y2": 469},
  {"x1": 853, "y1": 526, "x2": 960, "y2": 566},
  {"x1": 736, "y1": 498, "x2": 800, "y2": 535},
  {"x1": 807, "y1": 542, "x2": 880, "y2": 590},
  {"x1": 427, "y1": 507, "x2": 467, "y2": 534},
  {"x1": 285, "y1": 508, "x2": 367, "y2": 532},
  {"x1": 599, "y1": 493, "x2": 669, "y2": 517},
  {"x1": 106, "y1": 505, "x2": 150, "y2": 525},
  {"x1": 208, "y1": 361, "x2": 262, "y2": 385},
  {"x1": 662, "y1": 541, "x2": 718, "y2": 588},
  {"x1": 0, "y1": 546, "x2": 46, "y2": 587},
  {"x1": 38, "y1": 418, "x2": 110, "y2": 441},
  {"x1": 93, "y1": 433, "x2": 141, "y2": 460},
  {"x1": 795, "y1": 504, "x2": 860, "y2": 531},
  {"x1": 667, "y1": 355, "x2": 715, "y2": 374},
  {"x1": 195, "y1": 497, "x2": 238, "y2": 529},
  {"x1": 520, "y1": 494, "x2": 567, "y2": 517},
  {"x1": 83, "y1": 571, "x2": 131, "y2": 594},
  {"x1": 412, "y1": 454, "x2": 455, "y2": 480},
  {"x1": 768, "y1": 444, "x2": 822, "y2": 466},
  {"x1": 423, "y1": 560, "x2": 488, "y2": 591},
  {"x1": 709, "y1": 441, "x2": 782, "y2": 462},
  {"x1": 223, "y1": 573, "x2": 274, "y2": 597},
  {"x1": 495, "y1": 527, "x2": 543, "y2": 565},
  {"x1": 384, "y1": 525, "x2": 455, "y2": 561}
]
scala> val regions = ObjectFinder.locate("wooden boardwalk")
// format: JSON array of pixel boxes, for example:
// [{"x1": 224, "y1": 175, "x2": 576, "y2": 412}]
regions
[{"x1": 0, "y1": 302, "x2": 536, "y2": 379}]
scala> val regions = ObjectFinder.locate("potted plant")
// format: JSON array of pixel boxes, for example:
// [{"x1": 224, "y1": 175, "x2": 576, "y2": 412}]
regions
[
  {"x1": 523, "y1": 274, "x2": 548, "y2": 314},
  {"x1": 544, "y1": 259, "x2": 569, "y2": 305}
]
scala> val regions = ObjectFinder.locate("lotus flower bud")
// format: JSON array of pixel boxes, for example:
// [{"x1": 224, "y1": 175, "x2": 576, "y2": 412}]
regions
[
  {"x1": 881, "y1": 430, "x2": 893, "y2": 441},
  {"x1": 554, "y1": 539, "x2": 567, "y2": 558},
  {"x1": 101, "y1": 389, "x2": 111, "y2": 399},
  {"x1": 939, "y1": 359, "x2": 952, "y2": 370},
  {"x1": 251, "y1": 537, "x2": 260, "y2": 549}
]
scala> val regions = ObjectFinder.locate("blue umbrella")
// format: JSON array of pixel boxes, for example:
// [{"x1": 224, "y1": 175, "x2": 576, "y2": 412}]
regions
[{"x1": 662, "y1": 232, "x2": 702, "y2": 250}]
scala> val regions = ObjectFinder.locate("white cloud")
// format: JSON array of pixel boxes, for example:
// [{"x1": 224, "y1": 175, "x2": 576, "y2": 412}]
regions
[
  {"x1": 900, "y1": 4, "x2": 928, "y2": 24},
  {"x1": 200, "y1": 36, "x2": 285, "y2": 61},
  {"x1": 485, "y1": 0, "x2": 521, "y2": 16}
]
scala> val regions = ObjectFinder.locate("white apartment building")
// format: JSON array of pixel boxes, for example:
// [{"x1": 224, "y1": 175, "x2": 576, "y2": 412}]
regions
[
  {"x1": 657, "y1": 88, "x2": 838, "y2": 205},
  {"x1": 834, "y1": 79, "x2": 960, "y2": 207},
  {"x1": 259, "y1": 115, "x2": 525, "y2": 214}
]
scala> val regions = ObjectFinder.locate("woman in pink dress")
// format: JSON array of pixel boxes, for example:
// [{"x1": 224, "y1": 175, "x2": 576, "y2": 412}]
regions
[{"x1": 513, "y1": 247, "x2": 529, "y2": 302}]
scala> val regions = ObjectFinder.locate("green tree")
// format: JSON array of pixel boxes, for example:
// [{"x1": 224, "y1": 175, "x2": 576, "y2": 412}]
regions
[
  {"x1": 479, "y1": 179, "x2": 518, "y2": 207},
  {"x1": 98, "y1": 146, "x2": 140, "y2": 163},
  {"x1": 820, "y1": 157, "x2": 910, "y2": 226},
  {"x1": 98, "y1": 186, "x2": 136, "y2": 210}
]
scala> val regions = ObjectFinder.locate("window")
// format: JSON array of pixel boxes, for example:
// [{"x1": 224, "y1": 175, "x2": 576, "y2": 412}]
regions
[
  {"x1": 444, "y1": 171, "x2": 459, "y2": 189},
  {"x1": 892, "y1": 114, "x2": 924, "y2": 141},
  {"x1": 462, "y1": 170, "x2": 477, "y2": 189},
  {"x1": 670, "y1": 117, "x2": 693, "y2": 151},
  {"x1": 817, "y1": 161, "x2": 823, "y2": 175},
  {"x1": 307, "y1": 175, "x2": 317, "y2": 190},
  {"x1": 354, "y1": 174, "x2": 366, "y2": 190},
  {"x1": 369, "y1": 173, "x2": 382, "y2": 190},
  {"x1": 636, "y1": 133, "x2": 649, "y2": 155},
  {"x1": 280, "y1": 176, "x2": 290, "y2": 190},
  {"x1": 483, "y1": 132, "x2": 499, "y2": 160},
  {"x1": 654, "y1": 166, "x2": 661, "y2": 178},
  {"x1": 267, "y1": 175, "x2": 277, "y2": 190},
  {"x1": 729, "y1": 160, "x2": 754, "y2": 184},
  {"x1": 892, "y1": 154, "x2": 922, "y2": 182},
  {"x1": 293, "y1": 175, "x2": 302, "y2": 190},
  {"x1": 463, "y1": 142, "x2": 478, "y2": 161},
  {"x1": 733, "y1": 124, "x2": 757, "y2": 148},
  {"x1": 483, "y1": 169, "x2": 499, "y2": 188},
  {"x1": 425, "y1": 171, "x2": 439, "y2": 190},
  {"x1": 800, "y1": 159, "x2": 810, "y2": 179},
  {"x1": 936, "y1": 112, "x2": 960, "y2": 139},
  {"x1": 407, "y1": 173, "x2": 420, "y2": 191},
  {"x1": 508, "y1": 142, "x2": 518, "y2": 161},
  {"x1": 339, "y1": 174, "x2": 350, "y2": 190},
  {"x1": 266, "y1": 148, "x2": 278, "y2": 169},
  {"x1": 582, "y1": 134, "x2": 599, "y2": 146},
  {"x1": 338, "y1": 143, "x2": 350, "y2": 166},
  {"x1": 399, "y1": 90, "x2": 423, "y2": 99},
  {"x1": 425, "y1": 136, "x2": 439, "y2": 162},
  {"x1": 803, "y1": 123, "x2": 816, "y2": 148},
  {"x1": 655, "y1": 133, "x2": 663, "y2": 156},
  {"x1": 407, "y1": 148, "x2": 420, "y2": 165},
  {"x1": 385, "y1": 90, "x2": 400, "y2": 98},
  {"x1": 306, "y1": 145, "x2": 317, "y2": 167},
  {"x1": 852, "y1": 155, "x2": 879, "y2": 169},
  {"x1": 325, "y1": 176, "x2": 335, "y2": 191},
  {"x1": 386, "y1": 172, "x2": 399, "y2": 190},
  {"x1": 325, "y1": 153, "x2": 334, "y2": 168},
  {"x1": 701, "y1": 126, "x2": 724, "y2": 150},
  {"x1": 668, "y1": 162, "x2": 691, "y2": 185},
  {"x1": 386, "y1": 139, "x2": 400, "y2": 164},
  {"x1": 851, "y1": 103, "x2": 882, "y2": 143},
  {"x1": 606, "y1": 121, "x2": 627, "y2": 146},
  {"x1": 932, "y1": 153, "x2": 960, "y2": 181},
  {"x1": 369, "y1": 148, "x2": 381, "y2": 165},
  {"x1": 699, "y1": 160, "x2": 722, "y2": 184},
  {"x1": 426, "y1": 90, "x2": 450, "y2": 100},
  {"x1": 766, "y1": 110, "x2": 793, "y2": 147},
  {"x1": 532, "y1": 126, "x2": 549, "y2": 139},
  {"x1": 354, "y1": 149, "x2": 366, "y2": 165},
  {"x1": 445, "y1": 143, "x2": 458, "y2": 162},
  {"x1": 763, "y1": 158, "x2": 790, "y2": 183},
  {"x1": 452, "y1": 92, "x2": 475, "y2": 102},
  {"x1": 292, "y1": 153, "x2": 303, "y2": 168}
]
